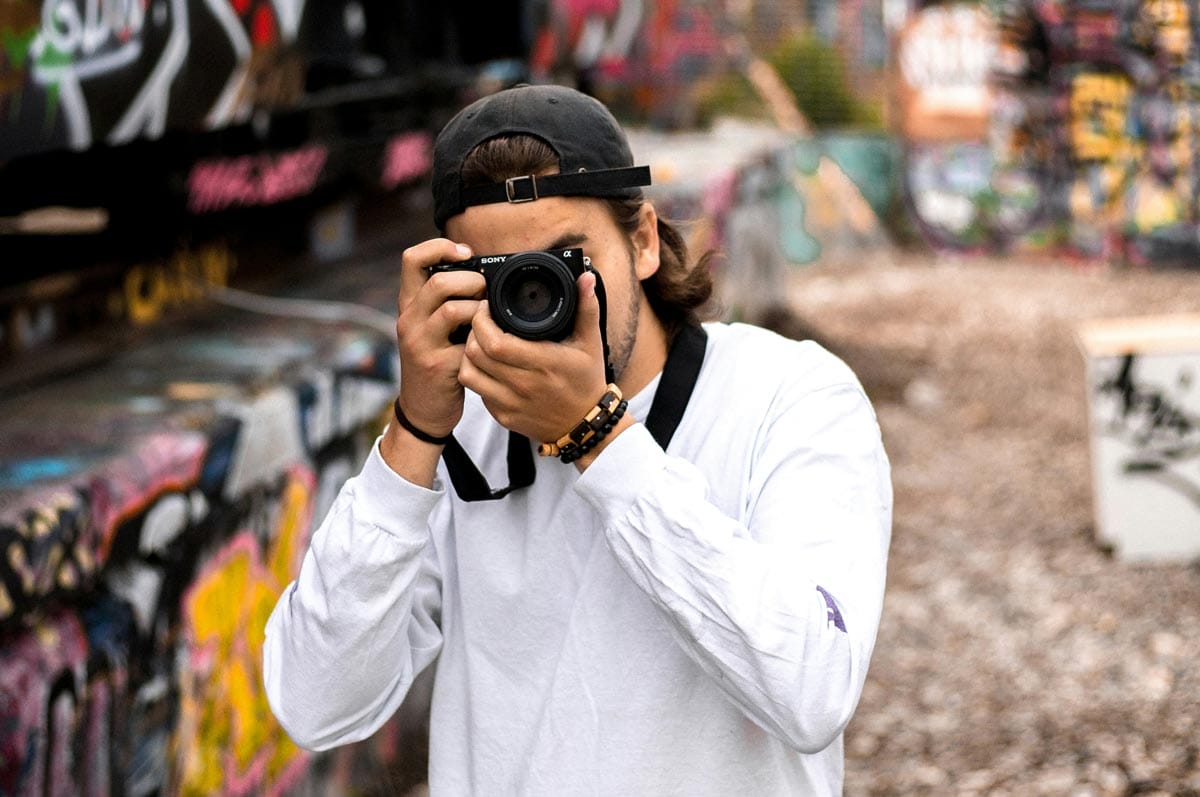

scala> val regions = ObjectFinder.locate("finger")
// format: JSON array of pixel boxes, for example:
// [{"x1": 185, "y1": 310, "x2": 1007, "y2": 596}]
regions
[
  {"x1": 428, "y1": 299, "x2": 483, "y2": 345},
  {"x1": 469, "y1": 301, "x2": 543, "y2": 372},
  {"x1": 398, "y1": 239, "x2": 474, "y2": 307},
  {"x1": 567, "y1": 271, "x2": 603, "y2": 356},
  {"x1": 414, "y1": 271, "x2": 487, "y2": 318},
  {"x1": 457, "y1": 347, "x2": 512, "y2": 402},
  {"x1": 459, "y1": 354, "x2": 530, "y2": 433}
]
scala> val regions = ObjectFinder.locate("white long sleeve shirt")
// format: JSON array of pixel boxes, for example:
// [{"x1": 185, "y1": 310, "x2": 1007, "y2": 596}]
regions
[{"x1": 264, "y1": 322, "x2": 892, "y2": 795}]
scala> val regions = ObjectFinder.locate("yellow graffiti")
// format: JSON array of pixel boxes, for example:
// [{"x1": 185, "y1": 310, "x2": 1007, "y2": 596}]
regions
[
  {"x1": 1168, "y1": 103, "x2": 1199, "y2": 172},
  {"x1": 123, "y1": 245, "x2": 236, "y2": 326},
  {"x1": 7, "y1": 542, "x2": 34, "y2": 593},
  {"x1": 1130, "y1": 173, "x2": 1187, "y2": 231},
  {"x1": 176, "y1": 469, "x2": 314, "y2": 796},
  {"x1": 1144, "y1": 0, "x2": 1190, "y2": 59},
  {"x1": 1069, "y1": 73, "x2": 1134, "y2": 163}
]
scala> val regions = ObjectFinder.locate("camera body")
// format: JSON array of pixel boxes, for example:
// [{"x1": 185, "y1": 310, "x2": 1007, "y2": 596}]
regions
[{"x1": 427, "y1": 247, "x2": 602, "y2": 343}]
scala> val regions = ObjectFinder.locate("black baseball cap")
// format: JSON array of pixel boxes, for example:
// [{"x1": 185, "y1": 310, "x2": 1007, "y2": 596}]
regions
[{"x1": 432, "y1": 84, "x2": 652, "y2": 230}]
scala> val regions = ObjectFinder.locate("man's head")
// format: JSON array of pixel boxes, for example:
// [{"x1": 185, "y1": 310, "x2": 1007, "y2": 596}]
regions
[
  {"x1": 433, "y1": 84, "x2": 650, "y2": 228},
  {"x1": 431, "y1": 85, "x2": 713, "y2": 380}
]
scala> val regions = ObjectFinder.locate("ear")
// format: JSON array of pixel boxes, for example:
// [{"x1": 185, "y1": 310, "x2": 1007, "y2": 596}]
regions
[{"x1": 631, "y1": 202, "x2": 660, "y2": 281}]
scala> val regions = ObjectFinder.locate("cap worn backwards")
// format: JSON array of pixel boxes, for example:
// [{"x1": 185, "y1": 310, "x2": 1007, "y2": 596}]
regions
[{"x1": 431, "y1": 84, "x2": 652, "y2": 230}]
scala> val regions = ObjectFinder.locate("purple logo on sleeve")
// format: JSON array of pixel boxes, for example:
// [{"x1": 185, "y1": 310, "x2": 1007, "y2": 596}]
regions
[{"x1": 816, "y1": 586, "x2": 846, "y2": 632}]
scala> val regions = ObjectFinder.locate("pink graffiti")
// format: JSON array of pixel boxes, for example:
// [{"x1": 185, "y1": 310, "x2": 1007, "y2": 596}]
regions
[
  {"x1": 380, "y1": 131, "x2": 433, "y2": 191},
  {"x1": 89, "y1": 432, "x2": 208, "y2": 563},
  {"x1": 187, "y1": 145, "x2": 329, "y2": 214},
  {"x1": 532, "y1": 0, "x2": 721, "y2": 88},
  {"x1": 0, "y1": 611, "x2": 89, "y2": 796},
  {"x1": 563, "y1": 0, "x2": 620, "y2": 16}
]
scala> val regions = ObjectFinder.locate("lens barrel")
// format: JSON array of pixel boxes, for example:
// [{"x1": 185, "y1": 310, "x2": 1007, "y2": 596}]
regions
[{"x1": 488, "y1": 251, "x2": 579, "y2": 341}]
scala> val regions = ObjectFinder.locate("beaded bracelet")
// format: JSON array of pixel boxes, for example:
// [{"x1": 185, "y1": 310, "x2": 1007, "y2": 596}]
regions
[
  {"x1": 558, "y1": 400, "x2": 627, "y2": 463},
  {"x1": 538, "y1": 384, "x2": 625, "y2": 462}
]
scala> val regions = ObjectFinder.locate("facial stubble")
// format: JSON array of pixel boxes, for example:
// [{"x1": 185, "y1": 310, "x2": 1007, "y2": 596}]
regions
[{"x1": 606, "y1": 251, "x2": 641, "y2": 383}]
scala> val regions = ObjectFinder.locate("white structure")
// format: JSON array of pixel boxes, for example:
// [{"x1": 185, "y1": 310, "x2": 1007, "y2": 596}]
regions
[{"x1": 1077, "y1": 314, "x2": 1200, "y2": 562}]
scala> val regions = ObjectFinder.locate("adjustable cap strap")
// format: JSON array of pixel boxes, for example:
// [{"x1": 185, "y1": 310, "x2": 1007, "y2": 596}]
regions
[{"x1": 460, "y1": 165, "x2": 652, "y2": 209}]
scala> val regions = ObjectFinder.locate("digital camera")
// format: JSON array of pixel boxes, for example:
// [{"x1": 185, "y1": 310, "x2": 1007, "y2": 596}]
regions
[{"x1": 426, "y1": 247, "x2": 601, "y2": 343}]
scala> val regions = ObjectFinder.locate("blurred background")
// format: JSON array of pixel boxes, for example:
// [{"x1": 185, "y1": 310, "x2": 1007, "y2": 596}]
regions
[{"x1": 2, "y1": 0, "x2": 1200, "y2": 794}]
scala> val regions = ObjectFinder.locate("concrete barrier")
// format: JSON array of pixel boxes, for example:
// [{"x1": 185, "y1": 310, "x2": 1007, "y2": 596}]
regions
[
  {"x1": 0, "y1": 277, "x2": 407, "y2": 794},
  {"x1": 1077, "y1": 314, "x2": 1200, "y2": 562}
]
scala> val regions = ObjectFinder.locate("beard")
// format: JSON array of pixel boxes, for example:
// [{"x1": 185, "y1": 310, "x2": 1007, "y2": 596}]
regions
[{"x1": 607, "y1": 253, "x2": 642, "y2": 382}]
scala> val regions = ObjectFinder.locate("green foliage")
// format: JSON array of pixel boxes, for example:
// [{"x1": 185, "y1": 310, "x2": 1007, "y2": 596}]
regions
[
  {"x1": 690, "y1": 72, "x2": 771, "y2": 127},
  {"x1": 767, "y1": 33, "x2": 880, "y2": 130}
]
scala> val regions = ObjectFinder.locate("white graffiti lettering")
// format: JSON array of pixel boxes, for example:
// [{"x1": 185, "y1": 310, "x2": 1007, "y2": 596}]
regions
[
  {"x1": 900, "y1": 5, "x2": 994, "y2": 92},
  {"x1": 38, "y1": 0, "x2": 145, "y2": 64},
  {"x1": 29, "y1": 0, "x2": 189, "y2": 150}
]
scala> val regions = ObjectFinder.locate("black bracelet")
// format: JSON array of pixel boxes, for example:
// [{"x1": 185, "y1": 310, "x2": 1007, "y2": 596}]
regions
[
  {"x1": 393, "y1": 398, "x2": 453, "y2": 445},
  {"x1": 560, "y1": 400, "x2": 627, "y2": 463}
]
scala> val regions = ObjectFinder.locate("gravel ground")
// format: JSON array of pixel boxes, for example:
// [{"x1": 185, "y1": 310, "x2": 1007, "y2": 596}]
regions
[{"x1": 769, "y1": 250, "x2": 1200, "y2": 796}]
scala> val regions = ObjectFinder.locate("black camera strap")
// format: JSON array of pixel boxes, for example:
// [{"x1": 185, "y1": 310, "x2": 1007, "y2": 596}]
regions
[
  {"x1": 442, "y1": 322, "x2": 708, "y2": 502},
  {"x1": 643, "y1": 323, "x2": 708, "y2": 450},
  {"x1": 441, "y1": 428, "x2": 537, "y2": 501}
]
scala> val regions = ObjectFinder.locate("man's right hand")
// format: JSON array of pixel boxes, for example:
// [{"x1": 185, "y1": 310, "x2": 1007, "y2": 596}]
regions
[{"x1": 382, "y1": 239, "x2": 484, "y2": 483}]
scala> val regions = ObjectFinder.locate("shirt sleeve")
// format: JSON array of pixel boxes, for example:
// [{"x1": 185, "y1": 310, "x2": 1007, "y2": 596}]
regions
[
  {"x1": 263, "y1": 437, "x2": 446, "y2": 751},
  {"x1": 574, "y1": 379, "x2": 892, "y2": 754}
]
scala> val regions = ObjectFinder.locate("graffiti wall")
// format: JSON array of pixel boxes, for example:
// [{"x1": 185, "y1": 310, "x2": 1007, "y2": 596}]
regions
[
  {"x1": 0, "y1": 0, "x2": 321, "y2": 158},
  {"x1": 528, "y1": 0, "x2": 731, "y2": 125},
  {"x1": 0, "y1": 0, "x2": 516, "y2": 348},
  {"x1": 525, "y1": 0, "x2": 889, "y2": 127},
  {"x1": 631, "y1": 119, "x2": 895, "y2": 323},
  {"x1": 0, "y1": 0, "x2": 521, "y2": 162},
  {"x1": 897, "y1": 0, "x2": 1200, "y2": 267},
  {"x1": 0, "y1": 302, "x2": 411, "y2": 795}
]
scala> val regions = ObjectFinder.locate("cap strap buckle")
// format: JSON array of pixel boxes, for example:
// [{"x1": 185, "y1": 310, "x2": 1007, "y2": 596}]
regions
[{"x1": 505, "y1": 175, "x2": 539, "y2": 203}]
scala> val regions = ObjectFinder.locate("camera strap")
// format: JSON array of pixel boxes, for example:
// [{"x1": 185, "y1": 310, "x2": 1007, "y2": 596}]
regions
[
  {"x1": 441, "y1": 428, "x2": 537, "y2": 501},
  {"x1": 441, "y1": 322, "x2": 708, "y2": 502},
  {"x1": 643, "y1": 323, "x2": 708, "y2": 450}
]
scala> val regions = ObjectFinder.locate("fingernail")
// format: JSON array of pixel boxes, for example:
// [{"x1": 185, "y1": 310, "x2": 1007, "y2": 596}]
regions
[{"x1": 456, "y1": 244, "x2": 471, "y2": 258}]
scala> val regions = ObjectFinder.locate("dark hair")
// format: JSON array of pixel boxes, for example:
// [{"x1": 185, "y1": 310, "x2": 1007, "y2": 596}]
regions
[{"x1": 458, "y1": 135, "x2": 716, "y2": 337}]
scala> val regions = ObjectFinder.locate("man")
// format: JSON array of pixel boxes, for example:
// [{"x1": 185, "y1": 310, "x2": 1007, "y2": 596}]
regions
[{"x1": 264, "y1": 84, "x2": 891, "y2": 795}]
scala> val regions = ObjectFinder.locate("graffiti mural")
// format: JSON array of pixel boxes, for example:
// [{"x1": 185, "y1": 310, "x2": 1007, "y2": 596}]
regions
[
  {"x1": 121, "y1": 244, "x2": 237, "y2": 326},
  {"x1": 0, "y1": 0, "x2": 517, "y2": 163},
  {"x1": 529, "y1": 0, "x2": 729, "y2": 124},
  {"x1": 0, "y1": 304, "x2": 405, "y2": 794},
  {"x1": 0, "y1": 0, "x2": 303, "y2": 158},
  {"x1": 186, "y1": 145, "x2": 328, "y2": 214},
  {"x1": 175, "y1": 469, "x2": 312, "y2": 796},
  {"x1": 634, "y1": 120, "x2": 895, "y2": 324},
  {"x1": 0, "y1": 0, "x2": 487, "y2": 365},
  {"x1": 0, "y1": 241, "x2": 239, "y2": 363},
  {"x1": 899, "y1": 0, "x2": 1200, "y2": 266}
]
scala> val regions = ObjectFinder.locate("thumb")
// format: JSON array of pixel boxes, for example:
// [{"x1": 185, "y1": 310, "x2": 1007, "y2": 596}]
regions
[{"x1": 572, "y1": 271, "x2": 603, "y2": 352}]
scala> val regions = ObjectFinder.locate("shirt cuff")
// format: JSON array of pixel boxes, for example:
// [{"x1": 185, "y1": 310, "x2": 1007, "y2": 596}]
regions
[
  {"x1": 354, "y1": 435, "x2": 445, "y2": 539},
  {"x1": 574, "y1": 423, "x2": 668, "y2": 524}
]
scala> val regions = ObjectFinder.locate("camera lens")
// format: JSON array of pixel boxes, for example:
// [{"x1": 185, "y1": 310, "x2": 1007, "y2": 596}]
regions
[
  {"x1": 509, "y1": 276, "x2": 554, "y2": 320},
  {"x1": 488, "y1": 252, "x2": 578, "y2": 341}
]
